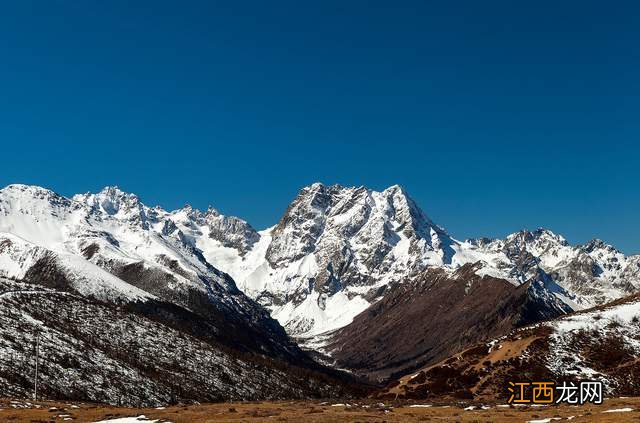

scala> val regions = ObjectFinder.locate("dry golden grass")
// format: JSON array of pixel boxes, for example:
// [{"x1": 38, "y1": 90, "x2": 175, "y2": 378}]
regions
[{"x1": 3, "y1": 397, "x2": 640, "y2": 422}]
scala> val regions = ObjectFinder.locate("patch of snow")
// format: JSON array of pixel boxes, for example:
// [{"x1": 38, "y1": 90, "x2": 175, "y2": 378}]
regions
[
  {"x1": 93, "y1": 416, "x2": 158, "y2": 423},
  {"x1": 602, "y1": 408, "x2": 634, "y2": 413}
]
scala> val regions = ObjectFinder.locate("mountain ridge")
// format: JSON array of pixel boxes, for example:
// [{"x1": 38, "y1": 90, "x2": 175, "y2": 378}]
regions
[
  {"x1": 3, "y1": 182, "x2": 639, "y2": 342},
  {"x1": 0, "y1": 183, "x2": 326, "y2": 376},
  {"x1": 2, "y1": 181, "x2": 640, "y2": 397}
]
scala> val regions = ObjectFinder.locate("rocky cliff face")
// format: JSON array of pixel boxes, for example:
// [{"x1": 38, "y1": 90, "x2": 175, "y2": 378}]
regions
[
  {"x1": 265, "y1": 183, "x2": 454, "y2": 287},
  {"x1": 198, "y1": 183, "x2": 459, "y2": 337}
]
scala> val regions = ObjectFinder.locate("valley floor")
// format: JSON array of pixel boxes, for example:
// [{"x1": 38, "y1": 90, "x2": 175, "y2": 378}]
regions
[{"x1": 3, "y1": 397, "x2": 640, "y2": 422}]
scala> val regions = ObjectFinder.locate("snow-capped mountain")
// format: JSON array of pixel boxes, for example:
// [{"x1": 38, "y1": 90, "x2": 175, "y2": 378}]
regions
[
  {"x1": 191, "y1": 183, "x2": 458, "y2": 338},
  {"x1": 1, "y1": 182, "x2": 638, "y2": 346},
  {"x1": 2, "y1": 181, "x2": 639, "y2": 400},
  {"x1": 0, "y1": 184, "x2": 365, "y2": 403},
  {"x1": 0, "y1": 184, "x2": 304, "y2": 362},
  {"x1": 0, "y1": 232, "x2": 152, "y2": 302},
  {"x1": 185, "y1": 183, "x2": 640, "y2": 339},
  {"x1": 465, "y1": 228, "x2": 640, "y2": 309}
]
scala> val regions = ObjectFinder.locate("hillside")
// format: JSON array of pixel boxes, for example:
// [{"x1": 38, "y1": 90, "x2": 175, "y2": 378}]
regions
[
  {"x1": 0, "y1": 277, "x2": 356, "y2": 406},
  {"x1": 376, "y1": 292, "x2": 640, "y2": 401}
]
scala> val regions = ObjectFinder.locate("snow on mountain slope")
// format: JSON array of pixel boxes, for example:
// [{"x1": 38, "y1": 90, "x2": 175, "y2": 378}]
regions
[
  {"x1": 183, "y1": 183, "x2": 459, "y2": 337},
  {"x1": 0, "y1": 184, "x2": 245, "y2": 307},
  {"x1": 465, "y1": 229, "x2": 640, "y2": 308},
  {"x1": 0, "y1": 184, "x2": 84, "y2": 251},
  {"x1": 163, "y1": 183, "x2": 640, "y2": 340},
  {"x1": 0, "y1": 184, "x2": 311, "y2": 363},
  {"x1": 0, "y1": 232, "x2": 152, "y2": 302},
  {"x1": 2, "y1": 183, "x2": 638, "y2": 345},
  {"x1": 546, "y1": 296, "x2": 640, "y2": 383}
]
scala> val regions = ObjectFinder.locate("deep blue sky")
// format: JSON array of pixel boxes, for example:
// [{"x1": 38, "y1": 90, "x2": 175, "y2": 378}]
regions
[{"x1": 1, "y1": 1, "x2": 638, "y2": 252}]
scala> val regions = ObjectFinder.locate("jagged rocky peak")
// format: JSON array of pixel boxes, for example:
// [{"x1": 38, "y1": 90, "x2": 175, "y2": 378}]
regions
[
  {"x1": 466, "y1": 229, "x2": 568, "y2": 255},
  {"x1": 73, "y1": 186, "x2": 141, "y2": 211},
  {"x1": 465, "y1": 236, "x2": 497, "y2": 248},
  {"x1": 504, "y1": 228, "x2": 568, "y2": 249},
  {"x1": 73, "y1": 185, "x2": 261, "y2": 256},
  {"x1": 73, "y1": 186, "x2": 156, "y2": 227},
  {"x1": 203, "y1": 206, "x2": 260, "y2": 255},
  {"x1": 266, "y1": 183, "x2": 359, "y2": 266},
  {"x1": 572, "y1": 238, "x2": 625, "y2": 276},
  {"x1": 379, "y1": 184, "x2": 439, "y2": 239},
  {"x1": 500, "y1": 228, "x2": 570, "y2": 269},
  {"x1": 265, "y1": 182, "x2": 451, "y2": 269},
  {"x1": 264, "y1": 182, "x2": 456, "y2": 294},
  {"x1": 168, "y1": 203, "x2": 260, "y2": 255},
  {"x1": 177, "y1": 204, "x2": 204, "y2": 220},
  {"x1": 580, "y1": 238, "x2": 619, "y2": 254}
]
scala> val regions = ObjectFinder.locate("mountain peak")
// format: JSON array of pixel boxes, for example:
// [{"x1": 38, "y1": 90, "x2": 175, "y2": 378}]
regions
[
  {"x1": 580, "y1": 238, "x2": 619, "y2": 254},
  {"x1": 205, "y1": 205, "x2": 221, "y2": 217},
  {"x1": 1, "y1": 183, "x2": 60, "y2": 196},
  {"x1": 73, "y1": 186, "x2": 153, "y2": 226},
  {"x1": 2, "y1": 183, "x2": 38, "y2": 191},
  {"x1": 307, "y1": 181, "x2": 327, "y2": 190},
  {"x1": 263, "y1": 180, "x2": 456, "y2": 331},
  {"x1": 506, "y1": 228, "x2": 568, "y2": 246},
  {"x1": 96, "y1": 186, "x2": 141, "y2": 203},
  {"x1": 0, "y1": 184, "x2": 72, "y2": 209},
  {"x1": 383, "y1": 183, "x2": 404, "y2": 194}
]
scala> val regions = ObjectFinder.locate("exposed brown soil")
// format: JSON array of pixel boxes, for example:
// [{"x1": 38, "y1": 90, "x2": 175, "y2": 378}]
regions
[
  {"x1": 3, "y1": 397, "x2": 640, "y2": 422},
  {"x1": 375, "y1": 325, "x2": 555, "y2": 401}
]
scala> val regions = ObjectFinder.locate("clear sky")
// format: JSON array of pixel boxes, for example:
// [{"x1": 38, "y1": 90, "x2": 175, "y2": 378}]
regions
[{"x1": 1, "y1": 1, "x2": 638, "y2": 252}]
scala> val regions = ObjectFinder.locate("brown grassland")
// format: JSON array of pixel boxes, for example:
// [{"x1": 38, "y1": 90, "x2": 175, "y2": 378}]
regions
[{"x1": 2, "y1": 397, "x2": 640, "y2": 422}]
